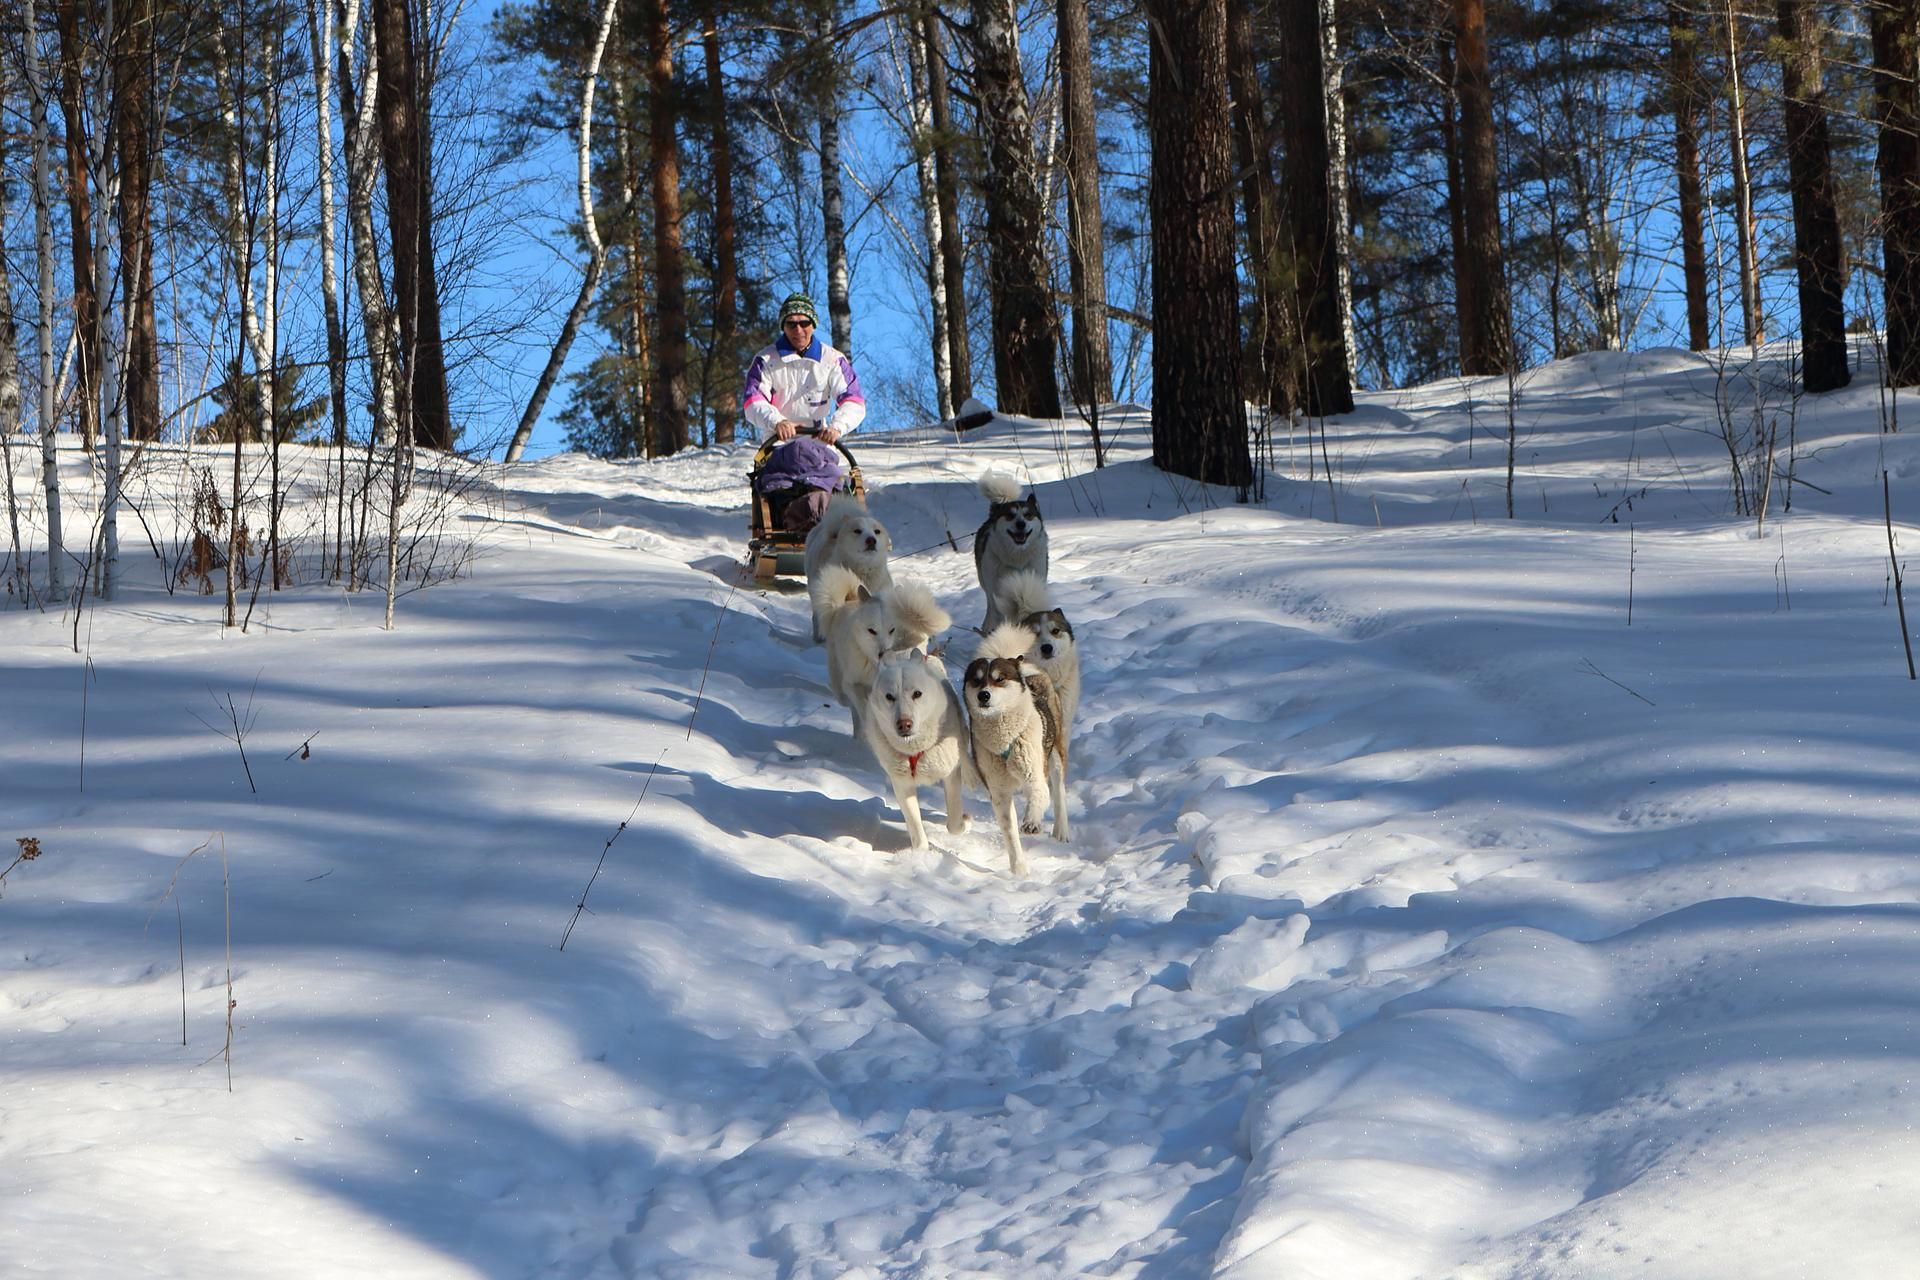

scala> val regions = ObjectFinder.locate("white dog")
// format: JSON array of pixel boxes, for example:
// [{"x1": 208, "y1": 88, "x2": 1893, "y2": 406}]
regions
[
  {"x1": 973, "y1": 471, "x2": 1049, "y2": 633},
  {"x1": 976, "y1": 570, "x2": 1080, "y2": 750},
  {"x1": 806, "y1": 493, "x2": 894, "y2": 643},
  {"x1": 816, "y1": 564, "x2": 951, "y2": 725},
  {"x1": 860, "y1": 650, "x2": 974, "y2": 850},
  {"x1": 961, "y1": 655, "x2": 1068, "y2": 876}
]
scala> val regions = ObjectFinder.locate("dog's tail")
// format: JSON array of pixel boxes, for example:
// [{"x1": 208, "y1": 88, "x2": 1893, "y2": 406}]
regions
[
  {"x1": 811, "y1": 562, "x2": 868, "y2": 623},
  {"x1": 975, "y1": 621, "x2": 1034, "y2": 664},
  {"x1": 820, "y1": 490, "x2": 868, "y2": 521},
  {"x1": 884, "y1": 581, "x2": 951, "y2": 647},
  {"x1": 978, "y1": 469, "x2": 1025, "y2": 505},
  {"x1": 993, "y1": 569, "x2": 1050, "y2": 625}
]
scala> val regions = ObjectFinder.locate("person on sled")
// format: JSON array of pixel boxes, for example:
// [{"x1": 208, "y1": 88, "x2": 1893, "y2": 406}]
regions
[{"x1": 743, "y1": 292, "x2": 867, "y2": 533}]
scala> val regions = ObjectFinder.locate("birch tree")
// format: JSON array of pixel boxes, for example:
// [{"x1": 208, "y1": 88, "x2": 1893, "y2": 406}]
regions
[
  {"x1": 504, "y1": 0, "x2": 621, "y2": 464},
  {"x1": 901, "y1": 11, "x2": 955, "y2": 422},
  {"x1": 29, "y1": 0, "x2": 65, "y2": 602}
]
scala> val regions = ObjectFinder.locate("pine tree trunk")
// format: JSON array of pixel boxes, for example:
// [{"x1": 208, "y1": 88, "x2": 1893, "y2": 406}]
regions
[
  {"x1": 1278, "y1": 0, "x2": 1354, "y2": 415},
  {"x1": 1225, "y1": 0, "x2": 1294, "y2": 413},
  {"x1": 1440, "y1": 38, "x2": 1473, "y2": 367},
  {"x1": 1057, "y1": 0, "x2": 1111, "y2": 407},
  {"x1": 115, "y1": 0, "x2": 162, "y2": 442},
  {"x1": 646, "y1": 0, "x2": 689, "y2": 455},
  {"x1": 1668, "y1": 5, "x2": 1711, "y2": 352},
  {"x1": 923, "y1": 10, "x2": 972, "y2": 411},
  {"x1": 373, "y1": 0, "x2": 454, "y2": 449},
  {"x1": 613, "y1": 76, "x2": 653, "y2": 455},
  {"x1": 28, "y1": 0, "x2": 64, "y2": 602},
  {"x1": 1450, "y1": 0, "x2": 1513, "y2": 377},
  {"x1": 1873, "y1": 0, "x2": 1920, "y2": 389},
  {"x1": 55, "y1": 0, "x2": 98, "y2": 453},
  {"x1": 705, "y1": 1, "x2": 738, "y2": 443},
  {"x1": 967, "y1": 0, "x2": 1060, "y2": 419},
  {"x1": 1147, "y1": 0, "x2": 1250, "y2": 490},
  {"x1": 1776, "y1": 0, "x2": 1850, "y2": 392}
]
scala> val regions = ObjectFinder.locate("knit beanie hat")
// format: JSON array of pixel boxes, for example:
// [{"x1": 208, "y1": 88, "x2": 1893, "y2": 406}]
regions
[{"x1": 779, "y1": 292, "x2": 819, "y2": 327}]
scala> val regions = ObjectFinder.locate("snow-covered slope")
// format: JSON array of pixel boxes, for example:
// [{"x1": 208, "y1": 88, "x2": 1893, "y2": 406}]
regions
[{"x1": 5, "y1": 345, "x2": 1919, "y2": 1277}]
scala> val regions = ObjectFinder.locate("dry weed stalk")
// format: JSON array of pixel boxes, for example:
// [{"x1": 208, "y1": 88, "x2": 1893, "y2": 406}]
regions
[{"x1": 1, "y1": 836, "x2": 45, "y2": 897}]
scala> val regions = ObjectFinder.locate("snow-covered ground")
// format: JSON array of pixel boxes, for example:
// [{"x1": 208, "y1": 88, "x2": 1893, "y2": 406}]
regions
[{"x1": 5, "y1": 345, "x2": 1920, "y2": 1278}]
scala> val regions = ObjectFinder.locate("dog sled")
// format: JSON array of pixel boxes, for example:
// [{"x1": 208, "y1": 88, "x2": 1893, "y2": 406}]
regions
[{"x1": 746, "y1": 430, "x2": 865, "y2": 581}]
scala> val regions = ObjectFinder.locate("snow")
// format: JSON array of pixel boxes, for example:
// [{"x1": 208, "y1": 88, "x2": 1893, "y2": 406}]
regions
[{"x1": 5, "y1": 344, "x2": 1920, "y2": 1277}]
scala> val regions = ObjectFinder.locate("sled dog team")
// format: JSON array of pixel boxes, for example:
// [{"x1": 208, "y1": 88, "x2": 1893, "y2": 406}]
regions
[{"x1": 803, "y1": 471, "x2": 1080, "y2": 876}]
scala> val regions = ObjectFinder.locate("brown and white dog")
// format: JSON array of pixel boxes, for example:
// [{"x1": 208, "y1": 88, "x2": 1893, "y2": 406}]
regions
[
  {"x1": 962, "y1": 655, "x2": 1069, "y2": 876},
  {"x1": 859, "y1": 650, "x2": 974, "y2": 850},
  {"x1": 977, "y1": 569, "x2": 1080, "y2": 748},
  {"x1": 973, "y1": 471, "x2": 1049, "y2": 633}
]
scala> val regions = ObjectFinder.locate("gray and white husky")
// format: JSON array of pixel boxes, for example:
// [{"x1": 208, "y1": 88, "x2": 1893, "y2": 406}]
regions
[
  {"x1": 973, "y1": 471, "x2": 1049, "y2": 633},
  {"x1": 976, "y1": 569, "x2": 1080, "y2": 749},
  {"x1": 962, "y1": 655, "x2": 1069, "y2": 876},
  {"x1": 816, "y1": 564, "x2": 951, "y2": 725},
  {"x1": 860, "y1": 650, "x2": 974, "y2": 850},
  {"x1": 805, "y1": 493, "x2": 894, "y2": 642}
]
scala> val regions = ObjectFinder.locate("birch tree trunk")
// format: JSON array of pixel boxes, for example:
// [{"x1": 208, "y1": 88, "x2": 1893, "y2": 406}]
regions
[
  {"x1": 93, "y1": 0, "x2": 123, "y2": 600},
  {"x1": 0, "y1": 184, "x2": 23, "y2": 605},
  {"x1": 1057, "y1": 0, "x2": 1110, "y2": 409},
  {"x1": 1725, "y1": 1, "x2": 1763, "y2": 346},
  {"x1": 337, "y1": 0, "x2": 400, "y2": 446},
  {"x1": 214, "y1": 24, "x2": 256, "y2": 625},
  {"x1": 819, "y1": 3, "x2": 853, "y2": 355},
  {"x1": 1320, "y1": 2, "x2": 1357, "y2": 380},
  {"x1": 903, "y1": 12, "x2": 955, "y2": 423},
  {"x1": 305, "y1": 0, "x2": 350, "y2": 576},
  {"x1": 504, "y1": 0, "x2": 620, "y2": 464},
  {"x1": 29, "y1": 0, "x2": 65, "y2": 603},
  {"x1": 924, "y1": 8, "x2": 972, "y2": 411}
]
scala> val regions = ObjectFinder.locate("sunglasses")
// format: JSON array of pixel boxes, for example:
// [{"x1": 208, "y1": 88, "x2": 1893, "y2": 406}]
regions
[{"x1": 783, "y1": 317, "x2": 814, "y2": 329}]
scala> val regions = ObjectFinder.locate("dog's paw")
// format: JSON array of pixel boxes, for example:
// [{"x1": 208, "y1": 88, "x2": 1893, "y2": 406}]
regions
[
  {"x1": 1020, "y1": 819, "x2": 1041, "y2": 835},
  {"x1": 947, "y1": 814, "x2": 971, "y2": 834}
]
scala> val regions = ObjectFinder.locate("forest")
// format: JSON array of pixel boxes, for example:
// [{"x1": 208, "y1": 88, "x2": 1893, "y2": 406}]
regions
[{"x1": 3, "y1": 0, "x2": 1919, "y2": 606}]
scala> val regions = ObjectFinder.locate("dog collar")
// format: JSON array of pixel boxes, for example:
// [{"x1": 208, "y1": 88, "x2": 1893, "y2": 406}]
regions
[{"x1": 906, "y1": 750, "x2": 924, "y2": 777}]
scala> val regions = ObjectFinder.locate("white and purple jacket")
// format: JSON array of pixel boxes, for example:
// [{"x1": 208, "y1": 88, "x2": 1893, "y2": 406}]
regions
[{"x1": 742, "y1": 335, "x2": 867, "y2": 439}]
